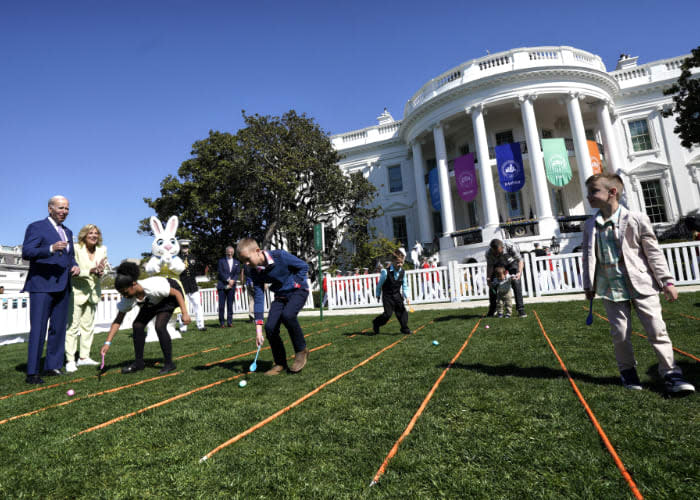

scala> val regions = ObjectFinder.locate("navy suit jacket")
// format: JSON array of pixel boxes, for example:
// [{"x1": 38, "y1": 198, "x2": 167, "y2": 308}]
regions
[
  {"x1": 22, "y1": 218, "x2": 78, "y2": 293},
  {"x1": 217, "y1": 257, "x2": 240, "y2": 290}
]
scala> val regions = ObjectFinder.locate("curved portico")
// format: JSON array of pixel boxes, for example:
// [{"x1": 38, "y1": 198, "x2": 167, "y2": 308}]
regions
[
  {"x1": 331, "y1": 46, "x2": 695, "y2": 262},
  {"x1": 401, "y1": 46, "x2": 621, "y2": 252}
]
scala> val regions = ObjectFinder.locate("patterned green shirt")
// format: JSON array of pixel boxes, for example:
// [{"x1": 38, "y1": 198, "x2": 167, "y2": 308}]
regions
[{"x1": 594, "y1": 207, "x2": 636, "y2": 301}]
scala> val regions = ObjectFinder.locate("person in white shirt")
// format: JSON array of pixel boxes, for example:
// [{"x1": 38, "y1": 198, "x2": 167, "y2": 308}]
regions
[{"x1": 101, "y1": 262, "x2": 190, "y2": 375}]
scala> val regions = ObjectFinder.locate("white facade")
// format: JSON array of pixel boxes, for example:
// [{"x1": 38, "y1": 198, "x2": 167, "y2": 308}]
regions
[{"x1": 332, "y1": 46, "x2": 700, "y2": 263}]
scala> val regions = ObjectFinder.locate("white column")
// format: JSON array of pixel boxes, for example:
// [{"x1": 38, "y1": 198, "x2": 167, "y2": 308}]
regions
[
  {"x1": 595, "y1": 100, "x2": 623, "y2": 174},
  {"x1": 411, "y1": 140, "x2": 434, "y2": 244},
  {"x1": 566, "y1": 91, "x2": 593, "y2": 212},
  {"x1": 519, "y1": 94, "x2": 558, "y2": 235},
  {"x1": 468, "y1": 104, "x2": 500, "y2": 242},
  {"x1": 432, "y1": 123, "x2": 456, "y2": 240}
]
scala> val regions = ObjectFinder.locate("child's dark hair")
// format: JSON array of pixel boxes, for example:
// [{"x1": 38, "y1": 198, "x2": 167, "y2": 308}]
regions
[{"x1": 115, "y1": 262, "x2": 140, "y2": 291}]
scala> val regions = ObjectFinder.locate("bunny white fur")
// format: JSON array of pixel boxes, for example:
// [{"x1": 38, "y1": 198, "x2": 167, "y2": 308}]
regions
[{"x1": 144, "y1": 215, "x2": 185, "y2": 274}]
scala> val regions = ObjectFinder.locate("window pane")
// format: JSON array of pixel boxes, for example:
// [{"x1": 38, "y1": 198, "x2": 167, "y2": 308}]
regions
[
  {"x1": 496, "y1": 131, "x2": 514, "y2": 145},
  {"x1": 388, "y1": 165, "x2": 403, "y2": 192},
  {"x1": 628, "y1": 119, "x2": 652, "y2": 152},
  {"x1": 640, "y1": 180, "x2": 667, "y2": 223},
  {"x1": 392, "y1": 216, "x2": 408, "y2": 248}
]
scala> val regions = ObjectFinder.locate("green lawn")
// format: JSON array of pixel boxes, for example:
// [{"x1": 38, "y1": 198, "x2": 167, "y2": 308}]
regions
[{"x1": 1, "y1": 293, "x2": 698, "y2": 499}]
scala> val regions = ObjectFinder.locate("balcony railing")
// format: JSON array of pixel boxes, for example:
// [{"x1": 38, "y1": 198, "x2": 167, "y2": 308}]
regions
[
  {"x1": 450, "y1": 227, "x2": 483, "y2": 246},
  {"x1": 499, "y1": 219, "x2": 539, "y2": 238},
  {"x1": 557, "y1": 215, "x2": 589, "y2": 233}
]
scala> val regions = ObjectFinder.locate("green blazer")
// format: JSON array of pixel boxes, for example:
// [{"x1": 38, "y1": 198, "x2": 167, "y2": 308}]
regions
[{"x1": 71, "y1": 244, "x2": 108, "y2": 306}]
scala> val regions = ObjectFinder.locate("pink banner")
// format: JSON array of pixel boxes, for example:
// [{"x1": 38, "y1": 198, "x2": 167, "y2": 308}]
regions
[{"x1": 454, "y1": 153, "x2": 478, "y2": 202}]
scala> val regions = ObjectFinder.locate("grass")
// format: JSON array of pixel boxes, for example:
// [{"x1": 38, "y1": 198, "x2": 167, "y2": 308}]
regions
[{"x1": 0, "y1": 293, "x2": 698, "y2": 499}]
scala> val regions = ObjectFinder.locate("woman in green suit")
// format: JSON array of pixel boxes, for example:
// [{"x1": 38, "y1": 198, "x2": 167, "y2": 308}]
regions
[{"x1": 65, "y1": 224, "x2": 107, "y2": 372}]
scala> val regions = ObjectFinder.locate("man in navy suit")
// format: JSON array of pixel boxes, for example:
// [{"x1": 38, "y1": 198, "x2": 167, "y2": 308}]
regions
[
  {"x1": 217, "y1": 246, "x2": 240, "y2": 328},
  {"x1": 22, "y1": 195, "x2": 80, "y2": 384}
]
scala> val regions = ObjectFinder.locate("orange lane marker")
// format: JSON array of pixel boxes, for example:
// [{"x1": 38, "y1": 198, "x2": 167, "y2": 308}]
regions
[
  {"x1": 370, "y1": 318, "x2": 481, "y2": 486},
  {"x1": 0, "y1": 370, "x2": 119, "y2": 402},
  {"x1": 199, "y1": 321, "x2": 433, "y2": 463},
  {"x1": 72, "y1": 343, "x2": 333, "y2": 438},
  {"x1": 0, "y1": 371, "x2": 180, "y2": 426},
  {"x1": 534, "y1": 310, "x2": 644, "y2": 500},
  {"x1": 586, "y1": 307, "x2": 700, "y2": 363}
]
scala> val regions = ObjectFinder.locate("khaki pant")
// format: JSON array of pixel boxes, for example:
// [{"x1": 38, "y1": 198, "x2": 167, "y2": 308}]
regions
[
  {"x1": 602, "y1": 294, "x2": 679, "y2": 376},
  {"x1": 66, "y1": 299, "x2": 97, "y2": 360}
]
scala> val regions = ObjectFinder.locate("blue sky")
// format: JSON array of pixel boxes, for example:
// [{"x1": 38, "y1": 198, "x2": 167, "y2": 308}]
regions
[{"x1": 2, "y1": 0, "x2": 699, "y2": 265}]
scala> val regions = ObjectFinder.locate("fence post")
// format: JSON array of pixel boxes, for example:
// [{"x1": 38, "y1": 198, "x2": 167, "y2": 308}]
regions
[
  {"x1": 523, "y1": 252, "x2": 535, "y2": 297},
  {"x1": 448, "y1": 260, "x2": 457, "y2": 302}
]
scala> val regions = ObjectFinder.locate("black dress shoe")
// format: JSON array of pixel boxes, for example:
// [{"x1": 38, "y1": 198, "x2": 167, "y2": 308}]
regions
[
  {"x1": 26, "y1": 374, "x2": 45, "y2": 384},
  {"x1": 121, "y1": 361, "x2": 145, "y2": 374},
  {"x1": 158, "y1": 362, "x2": 177, "y2": 375},
  {"x1": 43, "y1": 368, "x2": 64, "y2": 377},
  {"x1": 198, "y1": 327, "x2": 207, "y2": 332}
]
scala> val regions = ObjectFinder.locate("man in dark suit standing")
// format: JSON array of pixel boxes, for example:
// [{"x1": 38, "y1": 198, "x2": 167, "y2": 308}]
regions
[
  {"x1": 217, "y1": 246, "x2": 240, "y2": 328},
  {"x1": 22, "y1": 195, "x2": 80, "y2": 384}
]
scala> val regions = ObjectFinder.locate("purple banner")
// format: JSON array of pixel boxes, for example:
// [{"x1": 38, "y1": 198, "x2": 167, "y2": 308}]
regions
[
  {"x1": 495, "y1": 143, "x2": 525, "y2": 193},
  {"x1": 454, "y1": 153, "x2": 478, "y2": 202}
]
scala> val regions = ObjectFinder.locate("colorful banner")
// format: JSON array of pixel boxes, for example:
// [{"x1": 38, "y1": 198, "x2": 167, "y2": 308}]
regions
[
  {"x1": 587, "y1": 140, "x2": 602, "y2": 174},
  {"x1": 454, "y1": 153, "x2": 478, "y2": 202},
  {"x1": 542, "y1": 138, "x2": 573, "y2": 186},
  {"x1": 428, "y1": 167, "x2": 441, "y2": 211},
  {"x1": 495, "y1": 143, "x2": 525, "y2": 193}
]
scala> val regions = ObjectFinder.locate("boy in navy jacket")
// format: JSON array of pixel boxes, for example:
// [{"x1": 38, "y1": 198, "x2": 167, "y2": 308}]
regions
[{"x1": 236, "y1": 238, "x2": 309, "y2": 375}]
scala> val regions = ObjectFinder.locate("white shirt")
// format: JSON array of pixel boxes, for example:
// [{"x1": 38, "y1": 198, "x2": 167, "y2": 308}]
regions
[
  {"x1": 117, "y1": 277, "x2": 171, "y2": 313},
  {"x1": 47, "y1": 216, "x2": 71, "y2": 253}
]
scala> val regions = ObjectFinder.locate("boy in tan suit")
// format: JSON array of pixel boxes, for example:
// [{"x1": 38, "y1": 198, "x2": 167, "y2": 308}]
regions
[{"x1": 583, "y1": 173, "x2": 694, "y2": 394}]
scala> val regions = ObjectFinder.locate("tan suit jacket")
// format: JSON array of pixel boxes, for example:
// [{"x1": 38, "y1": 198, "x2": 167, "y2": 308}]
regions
[
  {"x1": 71, "y1": 244, "x2": 107, "y2": 305},
  {"x1": 582, "y1": 206, "x2": 672, "y2": 296}
]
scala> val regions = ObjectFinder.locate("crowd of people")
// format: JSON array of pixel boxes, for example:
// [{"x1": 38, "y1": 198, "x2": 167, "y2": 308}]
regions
[{"x1": 19, "y1": 174, "x2": 695, "y2": 393}]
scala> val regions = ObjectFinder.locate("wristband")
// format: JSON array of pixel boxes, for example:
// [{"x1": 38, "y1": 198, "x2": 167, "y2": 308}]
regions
[
  {"x1": 104, "y1": 341, "x2": 111, "y2": 345},
  {"x1": 665, "y1": 282, "x2": 674, "y2": 287}
]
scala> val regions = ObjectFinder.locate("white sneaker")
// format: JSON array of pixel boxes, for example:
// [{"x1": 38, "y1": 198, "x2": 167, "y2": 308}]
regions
[
  {"x1": 77, "y1": 357, "x2": 99, "y2": 366},
  {"x1": 66, "y1": 361, "x2": 78, "y2": 373}
]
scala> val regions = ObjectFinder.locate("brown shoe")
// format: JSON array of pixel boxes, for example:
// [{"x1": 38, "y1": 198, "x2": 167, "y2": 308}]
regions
[
  {"x1": 265, "y1": 364, "x2": 286, "y2": 376},
  {"x1": 289, "y1": 348, "x2": 309, "y2": 373}
]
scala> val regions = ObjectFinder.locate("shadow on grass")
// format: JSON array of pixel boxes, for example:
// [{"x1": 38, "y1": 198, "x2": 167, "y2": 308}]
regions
[
  {"x1": 433, "y1": 313, "x2": 484, "y2": 322},
  {"x1": 13, "y1": 356, "x2": 161, "y2": 374},
  {"x1": 192, "y1": 358, "x2": 260, "y2": 373},
  {"x1": 643, "y1": 361, "x2": 699, "y2": 398},
  {"x1": 447, "y1": 362, "x2": 621, "y2": 386}
]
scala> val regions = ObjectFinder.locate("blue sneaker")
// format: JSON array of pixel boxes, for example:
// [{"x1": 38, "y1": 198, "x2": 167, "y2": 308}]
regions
[
  {"x1": 620, "y1": 368, "x2": 643, "y2": 390},
  {"x1": 664, "y1": 373, "x2": 695, "y2": 394}
]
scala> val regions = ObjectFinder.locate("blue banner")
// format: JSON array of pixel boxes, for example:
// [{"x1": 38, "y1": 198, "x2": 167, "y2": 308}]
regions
[
  {"x1": 428, "y1": 168, "x2": 441, "y2": 211},
  {"x1": 495, "y1": 143, "x2": 525, "y2": 193}
]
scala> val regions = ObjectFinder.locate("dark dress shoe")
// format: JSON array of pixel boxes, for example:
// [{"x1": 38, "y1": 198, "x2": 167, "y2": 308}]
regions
[
  {"x1": 220, "y1": 324, "x2": 226, "y2": 328},
  {"x1": 227, "y1": 323, "x2": 233, "y2": 328},
  {"x1": 43, "y1": 368, "x2": 64, "y2": 376},
  {"x1": 26, "y1": 374, "x2": 44, "y2": 384},
  {"x1": 121, "y1": 361, "x2": 145, "y2": 374},
  {"x1": 198, "y1": 327, "x2": 207, "y2": 332},
  {"x1": 158, "y1": 362, "x2": 177, "y2": 375}
]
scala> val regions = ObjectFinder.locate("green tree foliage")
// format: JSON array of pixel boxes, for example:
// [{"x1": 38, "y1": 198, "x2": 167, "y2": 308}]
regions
[
  {"x1": 140, "y1": 111, "x2": 380, "y2": 275},
  {"x1": 663, "y1": 46, "x2": 700, "y2": 149}
]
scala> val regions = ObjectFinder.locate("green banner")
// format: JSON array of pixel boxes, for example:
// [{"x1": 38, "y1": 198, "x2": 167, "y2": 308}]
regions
[{"x1": 542, "y1": 138, "x2": 572, "y2": 187}]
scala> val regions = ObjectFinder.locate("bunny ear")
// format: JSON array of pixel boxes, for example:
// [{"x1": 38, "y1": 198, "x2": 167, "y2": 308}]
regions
[
  {"x1": 166, "y1": 216, "x2": 179, "y2": 235},
  {"x1": 150, "y1": 216, "x2": 164, "y2": 236}
]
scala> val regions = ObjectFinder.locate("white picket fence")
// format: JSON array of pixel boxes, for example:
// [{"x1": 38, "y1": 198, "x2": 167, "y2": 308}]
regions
[
  {"x1": 324, "y1": 241, "x2": 700, "y2": 308},
  {"x1": 0, "y1": 282, "x2": 315, "y2": 345},
  {"x1": 2, "y1": 242, "x2": 699, "y2": 344}
]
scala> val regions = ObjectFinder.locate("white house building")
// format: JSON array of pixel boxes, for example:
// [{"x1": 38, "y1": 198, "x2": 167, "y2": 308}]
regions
[{"x1": 331, "y1": 46, "x2": 700, "y2": 263}]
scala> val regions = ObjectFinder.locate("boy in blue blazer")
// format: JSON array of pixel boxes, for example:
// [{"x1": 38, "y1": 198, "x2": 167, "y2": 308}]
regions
[{"x1": 236, "y1": 238, "x2": 309, "y2": 375}]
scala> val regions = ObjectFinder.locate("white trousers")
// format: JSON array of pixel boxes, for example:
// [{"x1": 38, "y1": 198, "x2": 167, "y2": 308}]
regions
[{"x1": 178, "y1": 291, "x2": 204, "y2": 330}]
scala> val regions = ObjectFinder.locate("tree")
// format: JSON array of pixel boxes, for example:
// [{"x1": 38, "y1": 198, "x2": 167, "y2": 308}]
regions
[
  {"x1": 141, "y1": 111, "x2": 380, "y2": 275},
  {"x1": 663, "y1": 46, "x2": 700, "y2": 149}
]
